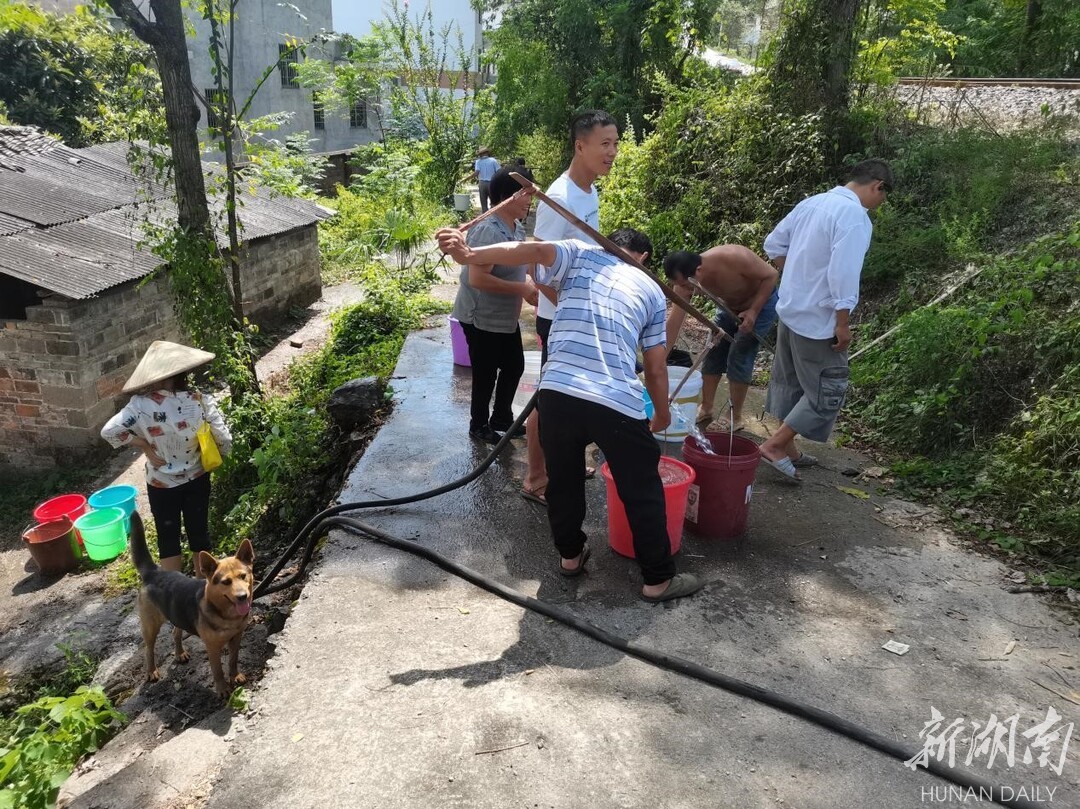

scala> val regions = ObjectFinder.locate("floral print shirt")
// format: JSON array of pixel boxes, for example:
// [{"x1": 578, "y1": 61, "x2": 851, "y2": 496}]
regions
[{"x1": 101, "y1": 390, "x2": 233, "y2": 488}]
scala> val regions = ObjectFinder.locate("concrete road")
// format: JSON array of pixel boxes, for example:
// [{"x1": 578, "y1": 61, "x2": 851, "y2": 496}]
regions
[{"x1": 193, "y1": 323, "x2": 1079, "y2": 809}]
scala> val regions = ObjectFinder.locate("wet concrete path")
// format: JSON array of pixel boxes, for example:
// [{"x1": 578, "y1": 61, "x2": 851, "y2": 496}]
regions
[{"x1": 194, "y1": 319, "x2": 1079, "y2": 809}]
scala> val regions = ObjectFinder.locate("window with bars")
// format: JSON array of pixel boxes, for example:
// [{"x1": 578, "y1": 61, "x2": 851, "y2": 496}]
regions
[
  {"x1": 278, "y1": 43, "x2": 299, "y2": 88},
  {"x1": 349, "y1": 98, "x2": 367, "y2": 129},
  {"x1": 203, "y1": 88, "x2": 227, "y2": 131},
  {"x1": 313, "y1": 97, "x2": 325, "y2": 130}
]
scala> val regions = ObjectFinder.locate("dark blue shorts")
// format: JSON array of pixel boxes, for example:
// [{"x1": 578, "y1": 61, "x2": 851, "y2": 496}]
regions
[{"x1": 702, "y1": 290, "x2": 779, "y2": 383}]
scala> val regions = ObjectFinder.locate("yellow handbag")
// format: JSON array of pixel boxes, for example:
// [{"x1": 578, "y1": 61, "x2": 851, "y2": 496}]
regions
[{"x1": 196, "y1": 405, "x2": 223, "y2": 472}]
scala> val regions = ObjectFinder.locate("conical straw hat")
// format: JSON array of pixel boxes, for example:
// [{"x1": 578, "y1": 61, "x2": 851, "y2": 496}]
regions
[{"x1": 122, "y1": 341, "x2": 215, "y2": 393}]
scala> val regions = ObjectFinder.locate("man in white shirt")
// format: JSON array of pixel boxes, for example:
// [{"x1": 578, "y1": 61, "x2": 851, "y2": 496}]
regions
[
  {"x1": 523, "y1": 110, "x2": 618, "y2": 504},
  {"x1": 758, "y1": 159, "x2": 894, "y2": 479},
  {"x1": 472, "y1": 148, "x2": 501, "y2": 211}
]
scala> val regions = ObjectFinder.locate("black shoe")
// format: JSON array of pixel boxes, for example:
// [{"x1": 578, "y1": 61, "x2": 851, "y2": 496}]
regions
[
  {"x1": 470, "y1": 425, "x2": 503, "y2": 444},
  {"x1": 491, "y1": 422, "x2": 526, "y2": 439}
]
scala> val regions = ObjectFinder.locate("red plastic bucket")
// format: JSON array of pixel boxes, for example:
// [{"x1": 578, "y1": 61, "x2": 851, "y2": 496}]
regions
[
  {"x1": 682, "y1": 432, "x2": 761, "y2": 538},
  {"x1": 601, "y1": 457, "x2": 695, "y2": 558},
  {"x1": 22, "y1": 518, "x2": 78, "y2": 576},
  {"x1": 33, "y1": 493, "x2": 87, "y2": 524}
]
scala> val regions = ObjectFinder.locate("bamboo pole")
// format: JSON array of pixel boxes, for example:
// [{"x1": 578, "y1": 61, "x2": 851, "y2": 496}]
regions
[
  {"x1": 668, "y1": 332, "x2": 717, "y2": 404},
  {"x1": 508, "y1": 172, "x2": 732, "y2": 344},
  {"x1": 849, "y1": 266, "x2": 983, "y2": 360},
  {"x1": 458, "y1": 188, "x2": 533, "y2": 232}
]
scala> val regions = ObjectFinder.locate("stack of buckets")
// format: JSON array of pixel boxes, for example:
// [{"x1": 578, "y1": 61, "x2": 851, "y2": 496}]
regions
[{"x1": 23, "y1": 485, "x2": 138, "y2": 576}]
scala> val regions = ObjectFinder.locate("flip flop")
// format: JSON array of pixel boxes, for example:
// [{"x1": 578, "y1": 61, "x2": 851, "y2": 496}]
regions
[
  {"x1": 715, "y1": 417, "x2": 746, "y2": 433},
  {"x1": 792, "y1": 452, "x2": 819, "y2": 468},
  {"x1": 520, "y1": 488, "x2": 547, "y2": 507},
  {"x1": 642, "y1": 573, "x2": 702, "y2": 602},
  {"x1": 695, "y1": 411, "x2": 714, "y2": 427},
  {"x1": 558, "y1": 546, "x2": 591, "y2": 578},
  {"x1": 762, "y1": 454, "x2": 801, "y2": 480},
  {"x1": 585, "y1": 466, "x2": 596, "y2": 480}
]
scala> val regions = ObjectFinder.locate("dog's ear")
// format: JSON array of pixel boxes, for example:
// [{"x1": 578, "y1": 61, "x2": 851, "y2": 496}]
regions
[
  {"x1": 234, "y1": 538, "x2": 255, "y2": 566},
  {"x1": 198, "y1": 551, "x2": 219, "y2": 578}
]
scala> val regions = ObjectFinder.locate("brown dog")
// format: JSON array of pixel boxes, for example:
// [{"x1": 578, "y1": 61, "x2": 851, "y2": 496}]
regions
[{"x1": 129, "y1": 511, "x2": 255, "y2": 697}]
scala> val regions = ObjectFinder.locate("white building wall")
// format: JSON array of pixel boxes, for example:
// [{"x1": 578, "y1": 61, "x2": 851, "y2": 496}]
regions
[{"x1": 186, "y1": 0, "x2": 378, "y2": 153}]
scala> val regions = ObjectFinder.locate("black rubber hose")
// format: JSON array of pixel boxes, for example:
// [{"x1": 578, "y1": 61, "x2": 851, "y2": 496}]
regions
[
  {"x1": 251, "y1": 392, "x2": 538, "y2": 599},
  {"x1": 320, "y1": 513, "x2": 1041, "y2": 809},
  {"x1": 249, "y1": 389, "x2": 1040, "y2": 809}
]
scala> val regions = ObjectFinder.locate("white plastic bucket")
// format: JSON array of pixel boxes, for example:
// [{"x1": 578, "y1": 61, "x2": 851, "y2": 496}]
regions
[
  {"x1": 513, "y1": 350, "x2": 543, "y2": 411},
  {"x1": 655, "y1": 369, "x2": 702, "y2": 443},
  {"x1": 453, "y1": 193, "x2": 471, "y2": 212}
]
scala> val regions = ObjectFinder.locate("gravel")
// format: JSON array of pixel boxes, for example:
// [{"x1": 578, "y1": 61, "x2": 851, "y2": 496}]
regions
[{"x1": 893, "y1": 84, "x2": 1080, "y2": 132}]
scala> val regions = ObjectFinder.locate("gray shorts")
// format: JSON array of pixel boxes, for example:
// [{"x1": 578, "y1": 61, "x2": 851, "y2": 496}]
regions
[{"x1": 764, "y1": 320, "x2": 849, "y2": 442}]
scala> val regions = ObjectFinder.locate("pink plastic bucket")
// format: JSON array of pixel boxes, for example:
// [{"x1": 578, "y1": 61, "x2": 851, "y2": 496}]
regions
[
  {"x1": 449, "y1": 316, "x2": 471, "y2": 367},
  {"x1": 601, "y1": 457, "x2": 695, "y2": 558}
]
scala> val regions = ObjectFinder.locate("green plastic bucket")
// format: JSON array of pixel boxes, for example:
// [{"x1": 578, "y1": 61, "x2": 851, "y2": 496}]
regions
[{"x1": 74, "y1": 507, "x2": 127, "y2": 562}]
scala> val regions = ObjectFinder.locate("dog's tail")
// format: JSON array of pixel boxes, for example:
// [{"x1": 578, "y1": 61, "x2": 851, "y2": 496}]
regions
[{"x1": 128, "y1": 511, "x2": 157, "y2": 578}]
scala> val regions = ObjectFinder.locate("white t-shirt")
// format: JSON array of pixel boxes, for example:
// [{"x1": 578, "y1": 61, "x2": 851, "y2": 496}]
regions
[{"x1": 533, "y1": 171, "x2": 600, "y2": 320}]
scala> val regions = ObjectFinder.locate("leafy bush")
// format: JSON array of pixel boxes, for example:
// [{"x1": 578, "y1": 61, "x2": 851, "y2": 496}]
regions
[
  {"x1": 211, "y1": 262, "x2": 449, "y2": 548},
  {"x1": 599, "y1": 76, "x2": 828, "y2": 260},
  {"x1": 320, "y1": 142, "x2": 451, "y2": 285},
  {"x1": 0, "y1": 687, "x2": 124, "y2": 809},
  {"x1": 514, "y1": 128, "x2": 566, "y2": 189},
  {"x1": 857, "y1": 126, "x2": 1070, "y2": 290},
  {"x1": 852, "y1": 218, "x2": 1080, "y2": 561}
]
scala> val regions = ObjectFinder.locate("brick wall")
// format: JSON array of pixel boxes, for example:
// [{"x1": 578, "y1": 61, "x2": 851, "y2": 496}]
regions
[
  {"x1": 0, "y1": 272, "x2": 181, "y2": 469},
  {"x1": 235, "y1": 225, "x2": 321, "y2": 326},
  {"x1": 0, "y1": 224, "x2": 322, "y2": 470}
]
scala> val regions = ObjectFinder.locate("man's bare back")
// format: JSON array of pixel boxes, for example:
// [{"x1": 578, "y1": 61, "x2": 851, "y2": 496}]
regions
[{"x1": 695, "y1": 245, "x2": 775, "y2": 312}]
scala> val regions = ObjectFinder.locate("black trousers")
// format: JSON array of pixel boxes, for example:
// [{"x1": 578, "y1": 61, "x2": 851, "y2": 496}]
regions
[
  {"x1": 478, "y1": 180, "x2": 492, "y2": 212},
  {"x1": 462, "y1": 322, "x2": 524, "y2": 431},
  {"x1": 146, "y1": 473, "x2": 212, "y2": 558},
  {"x1": 538, "y1": 390, "x2": 675, "y2": 585}
]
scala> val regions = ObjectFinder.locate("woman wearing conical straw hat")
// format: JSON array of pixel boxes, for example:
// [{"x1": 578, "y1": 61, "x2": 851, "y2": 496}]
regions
[{"x1": 101, "y1": 341, "x2": 233, "y2": 573}]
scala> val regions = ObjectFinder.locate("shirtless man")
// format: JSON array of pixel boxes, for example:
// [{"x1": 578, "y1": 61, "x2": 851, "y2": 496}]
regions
[{"x1": 662, "y1": 246, "x2": 778, "y2": 432}]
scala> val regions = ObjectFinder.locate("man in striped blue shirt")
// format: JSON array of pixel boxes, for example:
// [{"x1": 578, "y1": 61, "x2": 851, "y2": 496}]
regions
[{"x1": 436, "y1": 226, "x2": 701, "y2": 602}]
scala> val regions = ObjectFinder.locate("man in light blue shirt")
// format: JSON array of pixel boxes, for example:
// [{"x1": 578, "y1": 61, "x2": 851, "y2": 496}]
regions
[
  {"x1": 436, "y1": 225, "x2": 702, "y2": 603},
  {"x1": 758, "y1": 159, "x2": 893, "y2": 479},
  {"x1": 471, "y1": 147, "x2": 501, "y2": 211}
]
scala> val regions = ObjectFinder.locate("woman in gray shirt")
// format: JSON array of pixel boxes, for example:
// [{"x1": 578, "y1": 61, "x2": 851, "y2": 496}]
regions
[{"x1": 452, "y1": 167, "x2": 539, "y2": 443}]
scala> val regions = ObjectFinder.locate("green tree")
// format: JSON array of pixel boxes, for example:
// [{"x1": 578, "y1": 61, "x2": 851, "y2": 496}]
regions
[
  {"x1": 767, "y1": 0, "x2": 864, "y2": 118},
  {"x1": 0, "y1": 1, "x2": 161, "y2": 146},
  {"x1": 376, "y1": 0, "x2": 488, "y2": 202},
  {"x1": 482, "y1": 0, "x2": 720, "y2": 149},
  {"x1": 941, "y1": 0, "x2": 1080, "y2": 77}
]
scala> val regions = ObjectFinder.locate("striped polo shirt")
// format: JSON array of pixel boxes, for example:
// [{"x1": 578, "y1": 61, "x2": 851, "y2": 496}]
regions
[{"x1": 537, "y1": 240, "x2": 666, "y2": 419}]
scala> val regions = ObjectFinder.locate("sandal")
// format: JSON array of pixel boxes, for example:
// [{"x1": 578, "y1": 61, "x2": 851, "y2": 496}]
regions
[
  {"x1": 585, "y1": 466, "x2": 596, "y2": 480},
  {"x1": 695, "y1": 410, "x2": 714, "y2": 427},
  {"x1": 715, "y1": 417, "x2": 746, "y2": 433},
  {"x1": 559, "y1": 546, "x2": 591, "y2": 578},
  {"x1": 520, "y1": 488, "x2": 547, "y2": 507},
  {"x1": 792, "y1": 452, "x2": 819, "y2": 469},
  {"x1": 642, "y1": 573, "x2": 702, "y2": 602},
  {"x1": 761, "y1": 454, "x2": 801, "y2": 480}
]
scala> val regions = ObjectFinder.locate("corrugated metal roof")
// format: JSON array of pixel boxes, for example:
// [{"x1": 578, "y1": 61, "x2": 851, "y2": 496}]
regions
[
  {"x1": 0, "y1": 211, "x2": 33, "y2": 236},
  {"x1": 0, "y1": 131, "x2": 328, "y2": 299}
]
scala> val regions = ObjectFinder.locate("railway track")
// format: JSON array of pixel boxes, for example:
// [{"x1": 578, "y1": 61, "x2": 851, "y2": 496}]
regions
[{"x1": 898, "y1": 76, "x2": 1080, "y2": 90}]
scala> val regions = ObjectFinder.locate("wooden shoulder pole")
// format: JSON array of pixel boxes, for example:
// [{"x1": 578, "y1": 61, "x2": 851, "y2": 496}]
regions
[{"x1": 508, "y1": 172, "x2": 731, "y2": 344}]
